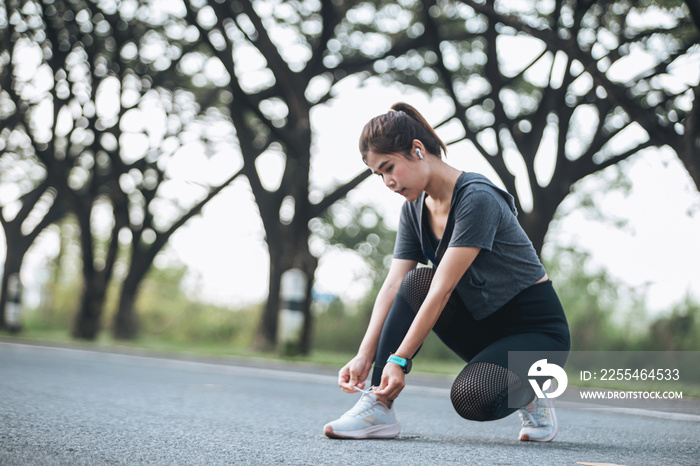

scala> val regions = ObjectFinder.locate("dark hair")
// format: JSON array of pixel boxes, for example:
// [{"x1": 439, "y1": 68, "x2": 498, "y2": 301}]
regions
[{"x1": 359, "y1": 102, "x2": 447, "y2": 161}]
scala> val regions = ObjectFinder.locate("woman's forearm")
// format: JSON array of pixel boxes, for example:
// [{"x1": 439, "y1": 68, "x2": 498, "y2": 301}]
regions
[
  {"x1": 356, "y1": 259, "x2": 417, "y2": 359},
  {"x1": 395, "y1": 286, "x2": 451, "y2": 359},
  {"x1": 357, "y1": 280, "x2": 401, "y2": 359}
]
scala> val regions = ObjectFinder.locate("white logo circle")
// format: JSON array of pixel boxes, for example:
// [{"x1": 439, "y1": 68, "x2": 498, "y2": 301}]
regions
[{"x1": 528, "y1": 359, "x2": 568, "y2": 399}]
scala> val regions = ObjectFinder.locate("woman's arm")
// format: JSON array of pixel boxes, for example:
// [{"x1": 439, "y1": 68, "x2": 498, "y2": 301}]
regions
[
  {"x1": 376, "y1": 246, "x2": 480, "y2": 400},
  {"x1": 357, "y1": 258, "x2": 418, "y2": 359},
  {"x1": 337, "y1": 258, "x2": 417, "y2": 392}
]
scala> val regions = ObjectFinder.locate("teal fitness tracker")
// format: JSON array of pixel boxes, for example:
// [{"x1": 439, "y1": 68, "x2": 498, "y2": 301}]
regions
[{"x1": 387, "y1": 353, "x2": 412, "y2": 374}]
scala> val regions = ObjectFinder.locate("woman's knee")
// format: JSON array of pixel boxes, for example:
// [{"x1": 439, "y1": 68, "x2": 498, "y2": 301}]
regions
[
  {"x1": 400, "y1": 267, "x2": 434, "y2": 288},
  {"x1": 450, "y1": 362, "x2": 520, "y2": 422},
  {"x1": 398, "y1": 267, "x2": 434, "y2": 313},
  {"x1": 450, "y1": 380, "x2": 501, "y2": 422}
]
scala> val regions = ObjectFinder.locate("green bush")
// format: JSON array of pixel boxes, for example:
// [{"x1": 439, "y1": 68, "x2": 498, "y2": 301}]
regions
[{"x1": 20, "y1": 258, "x2": 260, "y2": 348}]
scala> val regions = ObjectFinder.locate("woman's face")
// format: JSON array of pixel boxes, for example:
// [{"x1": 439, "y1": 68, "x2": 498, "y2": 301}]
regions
[{"x1": 365, "y1": 150, "x2": 425, "y2": 202}]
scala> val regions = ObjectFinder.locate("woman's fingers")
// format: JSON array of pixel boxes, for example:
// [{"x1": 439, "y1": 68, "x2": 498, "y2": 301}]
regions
[
  {"x1": 338, "y1": 360, "x2": 369, "y2": 393},
  {"x1": 376, "y1": 364, "x2": 405, "y2": 400}
]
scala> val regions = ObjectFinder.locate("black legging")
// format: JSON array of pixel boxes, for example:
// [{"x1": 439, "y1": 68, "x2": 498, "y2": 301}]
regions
[{"x1": 372, "y1": 267, "x2": 570, "y2": 421}]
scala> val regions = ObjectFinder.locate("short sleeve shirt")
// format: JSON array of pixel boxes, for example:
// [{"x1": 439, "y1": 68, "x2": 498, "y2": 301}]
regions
[{"x1": 393, "y1": 172, "x2": 546, "y2": 319}]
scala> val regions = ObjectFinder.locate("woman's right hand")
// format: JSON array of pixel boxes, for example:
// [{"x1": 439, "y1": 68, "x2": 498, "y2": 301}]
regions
[{"x1": 338, "y1": 355, "x2": 373, "y2": 393}]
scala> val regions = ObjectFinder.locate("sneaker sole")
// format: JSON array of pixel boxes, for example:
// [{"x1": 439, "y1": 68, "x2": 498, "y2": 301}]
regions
[
  {"x1": 324, "y1": 422, "x2": 401, "y2": 439},
  {"x1": 519, "y1": 405, "x2": 558, "y2": 442}
]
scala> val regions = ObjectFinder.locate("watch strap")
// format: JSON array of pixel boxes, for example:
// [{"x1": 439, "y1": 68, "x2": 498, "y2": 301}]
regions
[
  {"x1": 387, "y1": 353, "x2": 412, "y2": 374},
  {"x1": 387, "y1": 354, "x2": 407, "y2": 367}
]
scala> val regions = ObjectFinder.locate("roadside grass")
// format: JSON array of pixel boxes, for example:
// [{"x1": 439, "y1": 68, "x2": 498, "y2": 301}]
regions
[{"x1": 0, "y1": 327, "x2": 467, "y2": 376}]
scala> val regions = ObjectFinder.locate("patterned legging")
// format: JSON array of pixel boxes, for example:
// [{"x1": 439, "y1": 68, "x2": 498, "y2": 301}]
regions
[{"x1": 372, "y1": 267, "x2": 570, "y2": 421}]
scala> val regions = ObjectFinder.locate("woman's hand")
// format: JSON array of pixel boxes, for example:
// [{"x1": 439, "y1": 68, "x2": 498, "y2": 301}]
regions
[
  {"x1": 338, "y1": 355, "x2": 372, "y2": 393},
  {"x1": 375, "y1": 362, "x2": 405, "y2": 401}
]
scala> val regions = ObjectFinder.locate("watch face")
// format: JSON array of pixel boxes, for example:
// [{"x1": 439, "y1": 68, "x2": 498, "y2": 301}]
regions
[{"x1": 404, "y1": 358, "x2": 412, "y2": 374}]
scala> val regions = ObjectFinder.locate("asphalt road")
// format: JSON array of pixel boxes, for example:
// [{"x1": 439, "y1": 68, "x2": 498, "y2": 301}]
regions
[{"x1": 1, "y1": 341, "x2": 699, "y2": 465}]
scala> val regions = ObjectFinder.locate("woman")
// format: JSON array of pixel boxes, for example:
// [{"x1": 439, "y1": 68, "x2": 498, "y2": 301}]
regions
[{"x1": 323, "y1": 103, "x2": 570, "y2": 442}]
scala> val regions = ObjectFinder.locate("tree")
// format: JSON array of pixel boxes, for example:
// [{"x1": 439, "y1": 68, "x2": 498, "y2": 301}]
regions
[
  {"x1": 0, "y1": 173, "x2": 66, "y2": 329},
  {"x1": 178, "y1": 0, "x2": 699, "y2": 353},
  {"x1": 457, "y1": 0, "x2": 699, "y2": 249},
  {"x1": 1, "y1": 0, "x2": 244, "y2": 340},
  {"x1": 0, "y1": 2, "x2": 69, "y2": 329},
  {"x1": 180, "y1": 0, "x2": 430, "y2": 353},
  {"x1": 7, "y1": 0, "x2": 695, "y2": 353},
  {"x1": 1, "y1": 4, "x2": 67, "y2": 328},
  {"x1": 359, "y1": 0, "x2": 698, "y2": 252}
]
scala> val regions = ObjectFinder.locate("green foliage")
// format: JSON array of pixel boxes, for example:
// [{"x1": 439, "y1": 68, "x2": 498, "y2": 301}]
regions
[
  {"x1": 20, "y1": 219, "x2": 700, "y2": 360},
  {"x1": 312, "y1": 298, "x2": 369, "y2": 353},
  {"x1": 646, "y1": 295, "x2": 700, "y2": 351},
  {"x1": 24, "y1": 221, "x2": 82, "y2": 331},
  {"x1": 131, "y1": 265, "x2": 255, "y2": 345},
  {"x1": 311, "y1": 200, "x2": 700, "y2": 360},
  {"x1": 23, "y1": 252, "x2": 259, "y2": 347},
  {"x1": 311, "y1": 201, "x2": 396, "y2": 281},
  {"x1": 544, "y1": 245, "x2": 700, "y2": 351},
  {"x1": 23, "y1": 278, "x2": 80, "y2": 332},
  {"x1": 544, "y1": 246, "x2": 633, "y2": 350}
]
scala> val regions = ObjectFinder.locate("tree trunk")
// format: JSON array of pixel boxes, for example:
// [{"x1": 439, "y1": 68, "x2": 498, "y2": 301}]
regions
[
  {"x1": 299, "y1": 260, "x2": 317, "y2": 356},
  {"x1": 519, "y1": 184, "x2": 569, "y2": 256},
  {"x1": 255, "y1": 240, "x2": 283, "y2": 351},
  {"x1": 71, "y1": 271, "x2": 108, "y2": 340},
  {"x1": 255, "y1": 220, "x2": 319, "y2": 355},
  {"x1": 112, "y1": 250, "x2": 151, "y2": 340},
  {"x1": 0, "y1": 180, "x2": 65, "y2": 329},
  {"x1": 519, "y1": 209, "x2": 554, "y2": 257},
  {"x1": 112, "y1": 276, "x2": 140, "y2": 340},
  {"x1": 0, "y1": 248, "x2": 26, "y2": 331}
]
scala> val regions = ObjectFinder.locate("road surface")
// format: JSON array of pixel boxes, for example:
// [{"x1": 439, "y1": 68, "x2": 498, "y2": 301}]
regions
[{"x1": 1, "y1": 341, "x2": 699, "y2": 465}]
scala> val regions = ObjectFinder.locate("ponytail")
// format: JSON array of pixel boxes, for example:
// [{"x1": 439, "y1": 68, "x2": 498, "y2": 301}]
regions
[{"x1": 359, "y1": 103, "x2": 447, "y2": 161}]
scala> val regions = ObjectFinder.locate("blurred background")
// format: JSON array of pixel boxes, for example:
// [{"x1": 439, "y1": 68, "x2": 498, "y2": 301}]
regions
[{"x1": 1, "y1": 0, "x2": 700, "y2": 366}]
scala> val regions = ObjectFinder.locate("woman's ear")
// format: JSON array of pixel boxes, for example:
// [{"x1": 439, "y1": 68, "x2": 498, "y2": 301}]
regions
[{"x1": 412, "y1": 140, "x2": 426, "y2": 159}]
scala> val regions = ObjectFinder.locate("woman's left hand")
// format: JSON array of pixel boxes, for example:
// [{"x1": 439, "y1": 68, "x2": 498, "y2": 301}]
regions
[{"x1": 375, "y1": 362, "x2": 406, "y2": 401}]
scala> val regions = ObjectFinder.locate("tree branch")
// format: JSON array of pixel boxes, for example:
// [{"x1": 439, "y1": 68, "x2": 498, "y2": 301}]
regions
[
  {"x1": 310, "y1": 169, "x2": 372, "y2": 218},
  {"x1": 305, "y1": 0, "x2": 350, "y2": 80},
  {"x1": 155, "y1": 167, "x2": 245, "y2": 249},
  {"x1": 457, "y1": 0, "x2": 682, "y2": 151}
]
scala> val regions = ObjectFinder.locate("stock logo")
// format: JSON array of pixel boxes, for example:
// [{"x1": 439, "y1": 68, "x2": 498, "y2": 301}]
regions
[{"x1": 528, "y1": 359, "x2": 568, "y2": 399}]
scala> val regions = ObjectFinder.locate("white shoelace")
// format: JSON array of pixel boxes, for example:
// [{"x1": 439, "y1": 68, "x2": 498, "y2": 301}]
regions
[
  {"x1": 519, "y1": 406, "x2": 538, "y2": 427},
  {"x1": 352, "y1": 385, "x2": 375, "y2": 395},
  {"x1": 343, "y1": 386, "x2": 379, "y2": 417},
  {"x1": 519, "y1": 399, "x2": 548, "y2": 427}
]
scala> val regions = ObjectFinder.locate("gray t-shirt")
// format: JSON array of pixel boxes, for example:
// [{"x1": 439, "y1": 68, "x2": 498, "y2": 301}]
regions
[{"x1": 393, "y1": 172, "x2": 546, "y2": 320}]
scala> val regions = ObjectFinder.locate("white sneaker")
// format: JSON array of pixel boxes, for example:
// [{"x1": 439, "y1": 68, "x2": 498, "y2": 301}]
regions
[
  {"x1": 324, "y1": 387, "x2": 400, "y2": 439},
  {"x1": 518, "y1": 380, "x2": 558, "y2": 442}
]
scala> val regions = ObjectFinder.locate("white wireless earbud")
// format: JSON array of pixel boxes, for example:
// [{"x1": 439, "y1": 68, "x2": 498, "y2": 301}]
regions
[{"x1": 416, "y1": 148, "x2": 423, "y2": 159}]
